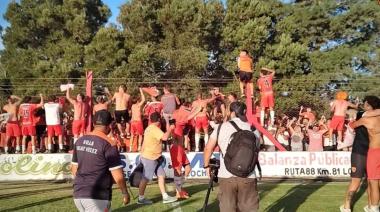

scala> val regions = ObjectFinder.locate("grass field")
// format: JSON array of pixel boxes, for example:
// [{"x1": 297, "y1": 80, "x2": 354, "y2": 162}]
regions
[{"x1": 0, "y1": 180, "x2": 370, "y2": 212}]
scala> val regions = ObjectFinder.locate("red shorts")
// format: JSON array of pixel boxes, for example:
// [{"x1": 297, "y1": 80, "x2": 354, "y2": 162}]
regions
[
  {"x1": 260, "y1": 93, "x2": 275, "y2": 108},
  {"x1": 6, "y1": 122, "x2": 21, "y2": 137},
  {"x1": 330, "y1": 116, "x2": 345, "y2": 131},
  {"x1": 195, "y1": 116, "x2": 209, "y2": 130},
  {"x1": 367, "y1": 148, "x2": 380, "y2": 180},
  {"x1": 170, "y1": 144, "x2": 190, "y2": 170},
  {"x1": 22, "y1": 125, "x2": 36, "y2": 136},
  {"x1": 47, "y1": 125, "x2": 63, "y2": 137},
  {"x1": 130, "y1": 120, "x2": 144, "y2": 135},
  {"x1": 72, "y1": 120, "x2": 85, "y2": 136}
]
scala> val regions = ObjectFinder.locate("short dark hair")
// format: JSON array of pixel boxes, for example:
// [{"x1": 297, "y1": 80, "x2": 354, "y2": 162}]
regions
[
  {"x1": 150, "y1": 112, "x2": 161, "y2": 123},
  {"x1": 48, "y1": 95, "x2": 56, "y2": 102},
  {"x1": 78, "y1": 93, "x2": 85, "y2": 101},
  {"x1": 241, "y1": 50, "x2": 249, "y2": 55},
  {"x1": 120, "y1": 84, "x2": 127, "y2": 91},
  {"x1": 364, "y1": 96, "x2": 380, "y2": 109},
  {"x1": 229, "y1": 92, "x2": 238, "y2": 100},
  {"x1": 23, "y1": 96, "x2": 32, "y2": 103},
  {"x1": 230, "y1": 102, "x2": 247, "y2": 121}
]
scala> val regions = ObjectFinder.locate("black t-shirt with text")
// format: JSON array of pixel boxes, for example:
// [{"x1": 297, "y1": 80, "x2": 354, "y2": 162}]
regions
[{"x1": 72, "y1": 130, "x2": 122, "y2": 200}]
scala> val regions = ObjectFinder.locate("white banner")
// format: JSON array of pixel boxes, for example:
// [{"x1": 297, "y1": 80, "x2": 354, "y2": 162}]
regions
[{"x1": 0, "y1": 152, "x2": 352, "y2": 181}]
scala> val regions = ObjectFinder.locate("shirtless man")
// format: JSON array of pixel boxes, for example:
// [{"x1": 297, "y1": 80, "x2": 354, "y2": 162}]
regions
[
  {"x1": 329, "y1": 91, "x2": 358, "y2": 149},
  {"x1": 66, "y1": 88, "x2": 88, "y2": 144},
  {"x1": 351, "y1": 107, "x2": 380, "y2": 212},
  {"x1": 192, "y1": 93, "x2": 215, "y2": 152},
  {"x1": 173, "y1": 102, "x2": 200, "y2": 151},
  {"x1": 19, "y1": 94, "x2": 44, "y2": 154},
  {"x1": 299, "y1": 106, "x2": 316, "y2": 124},
  {"x1": 3, "y1": 95, "x2": 22, "y2": 153},
  {"x1": 93, "y1": 87, "x2": 112, "y2": 114},
  {"x1": 257, "y1": 67, "x2": 276, "y2": 126},
  {"x1": 112, "y1": 85, "x2": 131, "y2": 138},
  {"x1": 130, "y1": 88, "x2": 145, "y2": 152}
]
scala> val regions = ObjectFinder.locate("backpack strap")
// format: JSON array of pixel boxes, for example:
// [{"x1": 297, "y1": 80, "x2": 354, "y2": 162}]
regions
[
  {"x1": 229, "y1": 120, "x2": 242, "y2": 132},
  {"x1": 216, "y1": 123, "x2": 224, "y2": 157}
]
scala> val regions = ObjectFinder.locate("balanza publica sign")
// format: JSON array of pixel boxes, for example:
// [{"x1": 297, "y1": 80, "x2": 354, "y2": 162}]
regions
[{"x1": 0, "y1": 152, "x2": 352, "y2": 181}]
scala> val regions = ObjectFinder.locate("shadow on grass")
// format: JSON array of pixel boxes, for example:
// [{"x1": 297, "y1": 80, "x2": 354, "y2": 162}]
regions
[
  {"x1": 264, "y1": 181, "x2": 326, "y2": 212},
  {"x1": 0, "y1": 195, "x2": 72, "y2": 212},
  {"x1": 0, "y1": 186, "x2": 72, "y2": 200}
]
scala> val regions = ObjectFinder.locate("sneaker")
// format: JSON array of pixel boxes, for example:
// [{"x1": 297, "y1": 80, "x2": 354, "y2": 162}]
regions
[
  {"x1": 15, "y1": 150, "x2": 21, "y2": 154},
  {"x1": 339, "y1": 205, "x2": 351, "y2": 212},
  {"x1": 58, "y1": 149, "x2": 66, "y2": 153},
  {"x1": 176, "y1": 190, "x2": 190, "y2": 199},
  {"x1": 137, "y1": 198, "x2": 153, "y2": 205},
  {"x1": 364, "y1": 205, "x2": 370, "y2": 212},
  {"x1": 162, "y1": 195, "x2": 177, "y2": 204}
]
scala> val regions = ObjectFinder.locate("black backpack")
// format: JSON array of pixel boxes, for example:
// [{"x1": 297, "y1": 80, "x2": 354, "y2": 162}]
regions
[{"x1": 217, "y1": 121, "x2": 261, "y2": 178}]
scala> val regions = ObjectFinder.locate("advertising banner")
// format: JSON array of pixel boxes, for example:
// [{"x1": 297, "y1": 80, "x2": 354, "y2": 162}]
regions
[{"x1": 0, "y1": 152, "x2": 352, "y2": 181}]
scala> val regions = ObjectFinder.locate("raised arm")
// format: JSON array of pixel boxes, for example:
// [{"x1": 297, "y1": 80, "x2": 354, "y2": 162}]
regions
[
  {"x1": 36, "y1": 94, "x2": 44, "y2": 108},
  {"x1": 66, "y1": 88, "x2": 76, "y2": 105},
  {"x1": 350, "y1": 117, "x2": 369, "y2": 129},
  {"x1": 11, "y1": 95, "x2": 22, "y2": 106},
  {"x1": 187, "y1": 106, "x2": 202, "y2": 121},
  {"x1": 262, "y1": 67, "x2": 276, "y2": 76},
  {"x1": 299, "y1": 106, "x2": 304, "y2": 116},
  {"x1": 138, "y1": 88, "x2": 146, "y2": 107},
  {"x1": 347, "y1": 101, "x2": 359, "y2": 109}
]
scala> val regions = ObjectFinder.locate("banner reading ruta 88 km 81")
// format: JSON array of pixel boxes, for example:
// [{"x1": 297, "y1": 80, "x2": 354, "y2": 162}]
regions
[{"x1": 0, "y1": 152, "x2": 351, "y2": 181}]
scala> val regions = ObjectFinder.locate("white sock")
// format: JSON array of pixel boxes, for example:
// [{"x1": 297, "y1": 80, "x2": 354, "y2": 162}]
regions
[
  {"x1": 260, "y1": 110, "x2": 265, "y2": 125},
  {"x1": 369, "y1": 205, "x2": 379, "y2": 212},
  {"x1": 174, "y1": 176, "x2": 183, "y2": 192},
  {"x1": 16, "y1": 145, "x2": 20, "y2": 151},
  {"x1": 138, "y1": 195, "x2": 145, "y2": 200},
  {"x1": 74, "y1": 137, "x2": 78, "y2": 144},
  {"x1": 22, "y1": 145, "x2": 26, "y2": 153},
  {"x1": 59, "y1": 143, "x2": 63, "y2": 150},
  {"x1": 204, "y1": 133, "x2": 209, "y2": 145},
  {"x1": 162, "y1": 192, "x2": 169, "y2": 199},
  {"x1": 195, "y1": 133, "x2": 200, "y2": 151},
  {"x1": 48, "y1": 144, "x2": 52, "y2": 150},
  {"x1": 4, "y1": 146, "x2": 8, "y2": 153},
  {"x1": 32, "y1": 146, "x2": 36, "y2": 154},
  {"x1": 270, "y1": 110, "x2": 275, "y2": 125}
]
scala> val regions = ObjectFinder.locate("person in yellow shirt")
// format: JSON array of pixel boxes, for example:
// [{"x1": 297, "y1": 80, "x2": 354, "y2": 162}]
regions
[
  {"x1": 237, "y1": 50, "x2": 254, "y2": 98},
  {"x1": 138, "y1": 112, "x2": 177, "y2": 204}
]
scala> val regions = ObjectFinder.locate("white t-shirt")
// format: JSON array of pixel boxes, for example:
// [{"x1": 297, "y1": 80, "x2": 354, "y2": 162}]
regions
[
  {"x1": 277, "y1": 131, "x2": 290, "y2": 145},
  {"x1": 44, "y1": 103, "x2": 61, "y2": 126},
  {"x1": 210, "y1": 118, "x2": 258, "y2": 179}
]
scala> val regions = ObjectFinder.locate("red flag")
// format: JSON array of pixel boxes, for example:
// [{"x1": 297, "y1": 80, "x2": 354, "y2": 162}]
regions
[
  {"x1": 86, "y1": 71, "x2": 93, "y2": 133},
  {"x1": 245, "y1": 84, "x2": 286, "y2": 151}
]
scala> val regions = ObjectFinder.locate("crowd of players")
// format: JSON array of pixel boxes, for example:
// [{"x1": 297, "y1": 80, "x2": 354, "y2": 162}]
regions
[{"x1": 0, "y1": 50, "x2": 377, "y2": 155}]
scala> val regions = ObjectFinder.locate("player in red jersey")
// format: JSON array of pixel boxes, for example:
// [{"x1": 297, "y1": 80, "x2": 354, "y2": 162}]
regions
[
  {"x1": 257, "y1": 67, "x2": 276, "y2": 126},
  {"x1": 19, "y1": 94, "x2": 44, "y2": 154}
]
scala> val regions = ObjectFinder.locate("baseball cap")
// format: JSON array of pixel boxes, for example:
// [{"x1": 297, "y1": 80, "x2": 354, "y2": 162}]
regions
[
  {"x1": 93, "y1": 110, "x2": 113, "y2": 126},
  {"x1": 230, "y1": 102, "x2": 247, "y2": 122}
]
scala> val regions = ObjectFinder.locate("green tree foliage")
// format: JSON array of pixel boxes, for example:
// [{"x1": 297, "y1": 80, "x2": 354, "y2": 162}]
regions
[
  {"x1": 0, "y1": 0, "x2": 110, "y2": 95},
  {"x1": 0, "y1": 0, "x2": 379, "y2": 116}
]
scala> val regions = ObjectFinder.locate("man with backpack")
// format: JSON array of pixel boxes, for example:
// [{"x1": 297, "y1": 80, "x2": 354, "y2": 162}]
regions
[{"x1": 204, "y1": 102, "x2": 260, "y2": 212}]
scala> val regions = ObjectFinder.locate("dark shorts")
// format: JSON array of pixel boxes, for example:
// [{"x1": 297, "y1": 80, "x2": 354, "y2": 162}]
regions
[
  {"x1": 36, "y1": 125, "x2": 46, "y2": 137},
  {"x1": 351, "y1": 152, "x2": 367, "y2": 178},
  {"x1": 239, "y1": 71, "x2": 253, "y2": 83},
  {"x1": 115, "y1": 110, "x2": 130, "y2": 124}
]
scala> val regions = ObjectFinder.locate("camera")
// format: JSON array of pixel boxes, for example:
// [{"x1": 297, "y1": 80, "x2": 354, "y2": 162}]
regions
[
  {"x1": 209, "y1": 158, "x2": 220, "y2": 183},
  {"x1": 169, "y1": 119, "x2": 176, "y2": 125}
]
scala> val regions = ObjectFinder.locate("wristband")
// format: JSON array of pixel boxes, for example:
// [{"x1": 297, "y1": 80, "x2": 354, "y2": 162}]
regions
[{"x1": 203, "y1": 165, "x2": 209, "y2": 169}]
